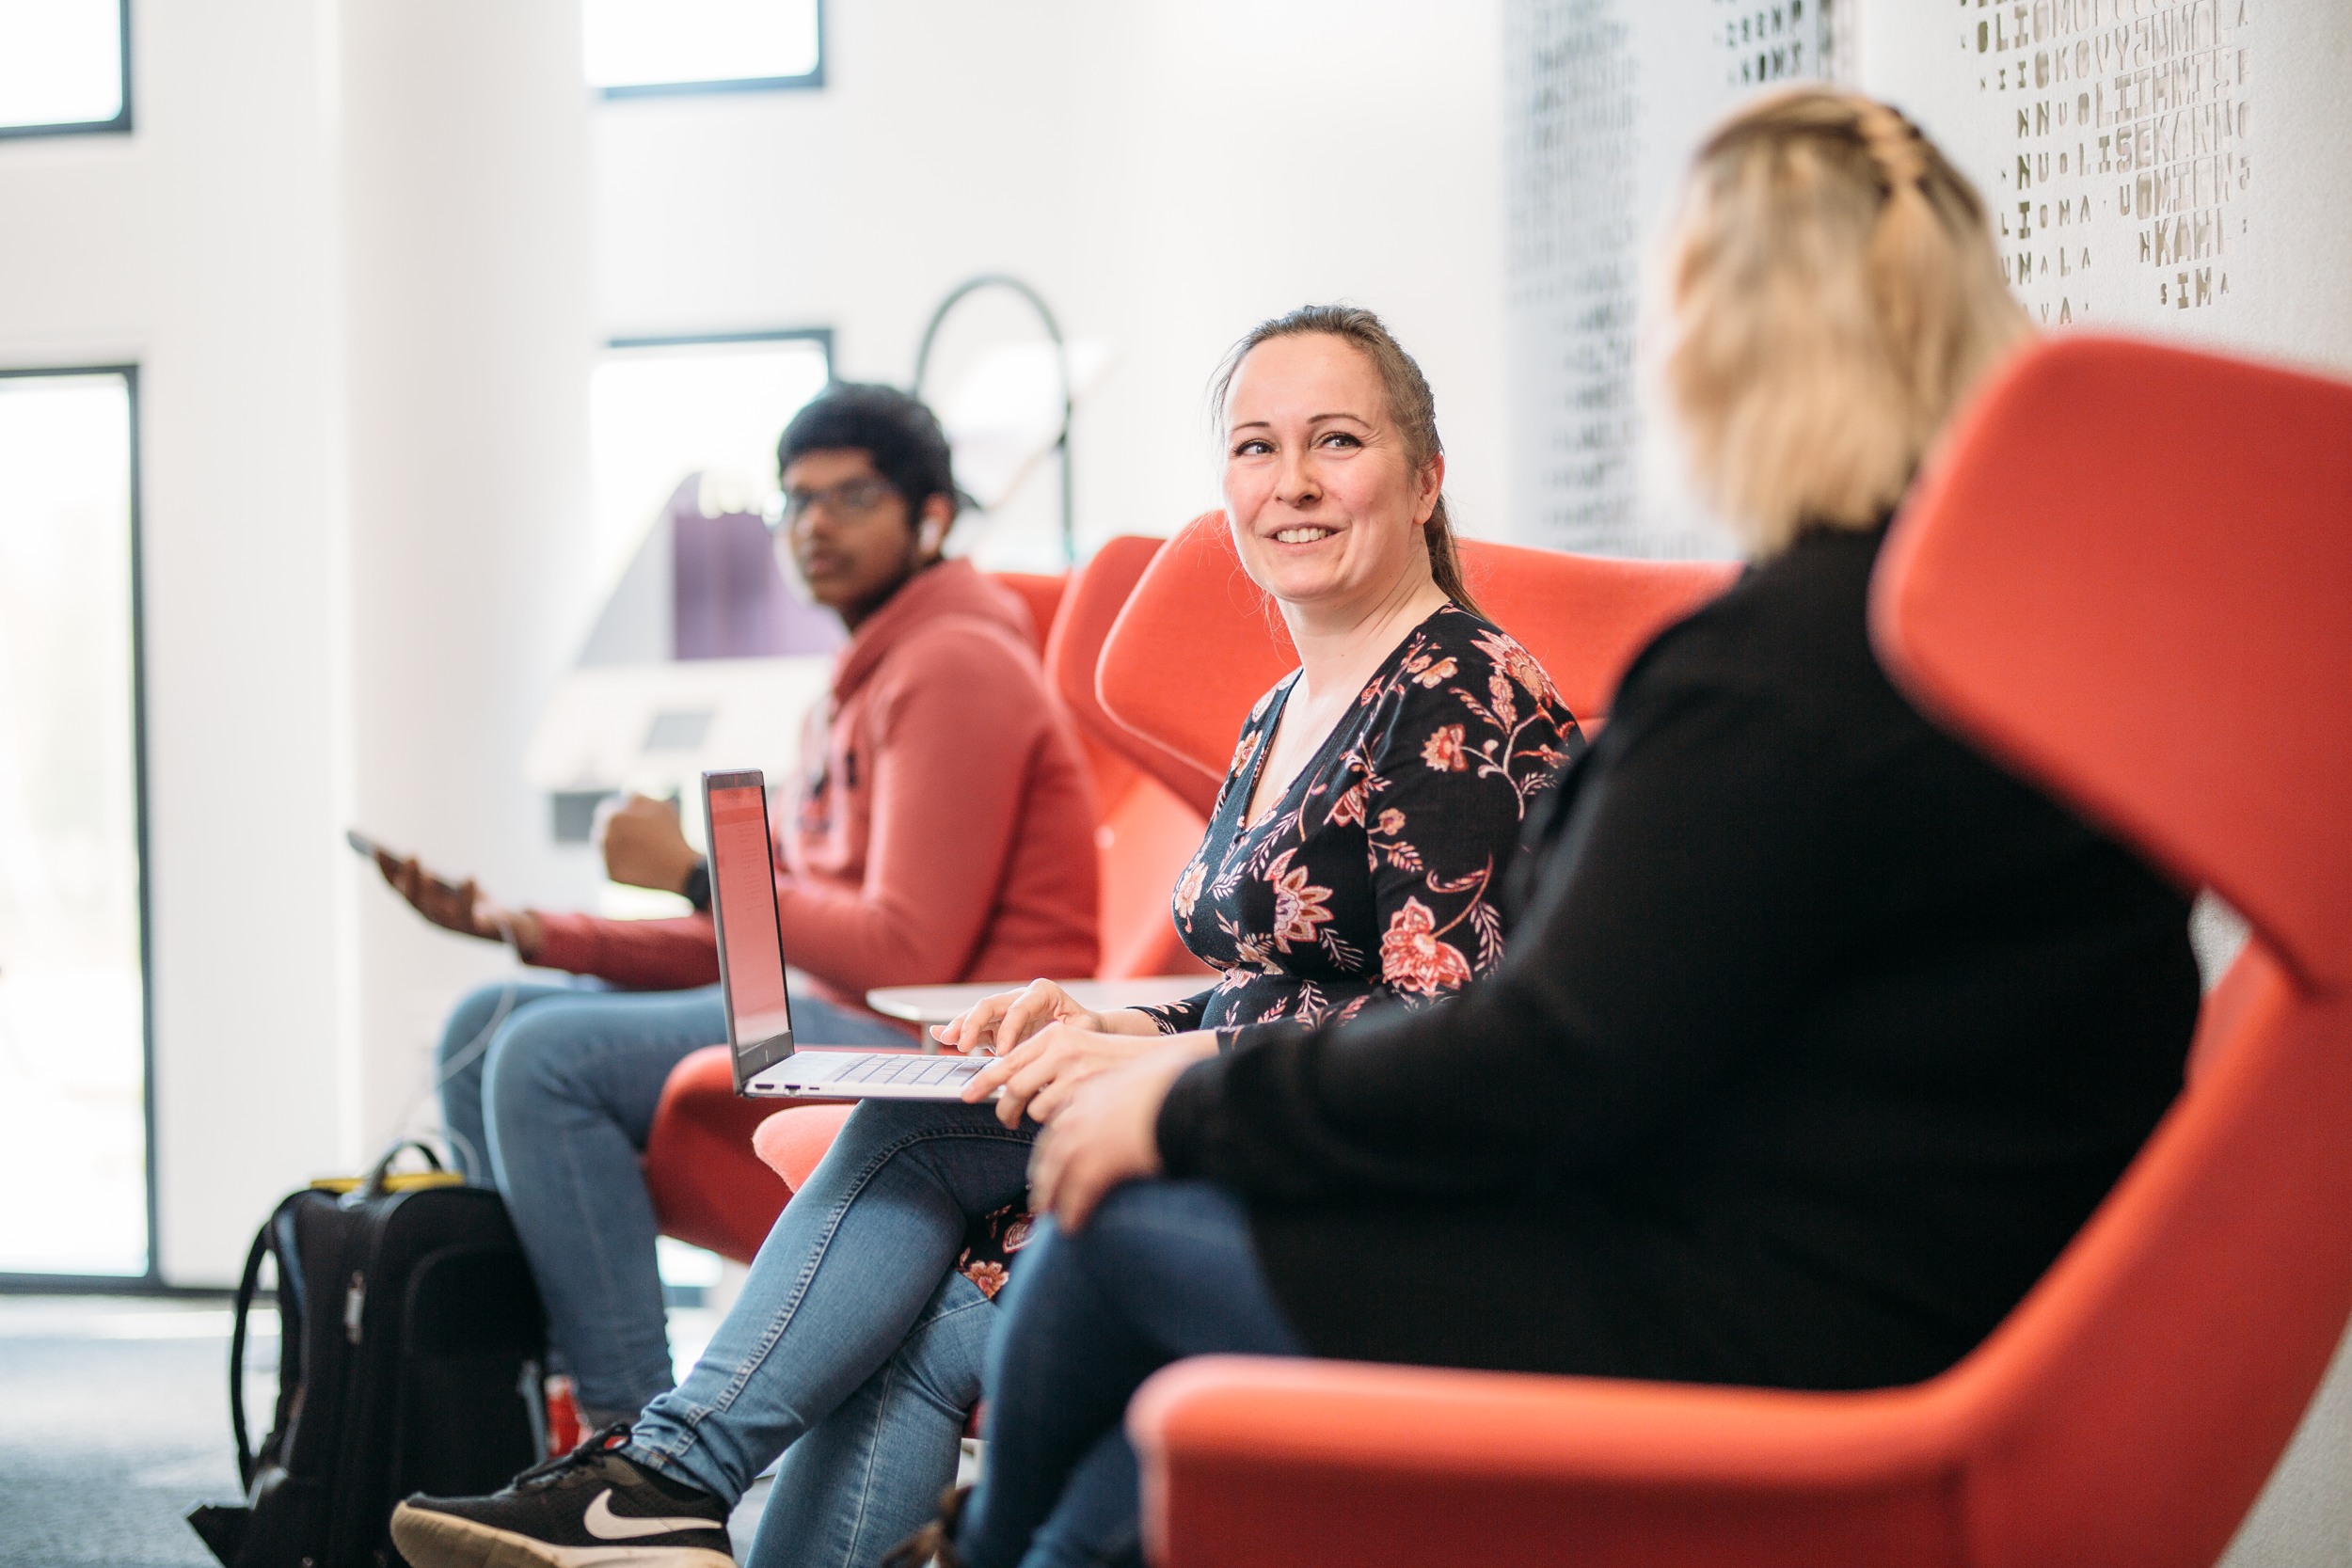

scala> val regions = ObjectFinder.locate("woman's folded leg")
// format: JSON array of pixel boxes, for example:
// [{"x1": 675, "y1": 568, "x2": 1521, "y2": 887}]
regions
[
  {"x1": 746, "y1": 1270, "x2": 996, "y2": 1568},
  {"x1": 624, "y1": 1097, "x2": 1034, "y2": 1507},
  {"x1": 389, "y1": 1098, "x2": 1030, "y2": 1568},
  {"x1": 956, "y1": 1180, "x2": 1306, "y2": 1568}
]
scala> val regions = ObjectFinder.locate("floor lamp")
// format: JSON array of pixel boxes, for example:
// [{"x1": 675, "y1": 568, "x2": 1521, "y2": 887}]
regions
[{"x1": 913, "y1": 274, "x2": 1077, "y2": 566}]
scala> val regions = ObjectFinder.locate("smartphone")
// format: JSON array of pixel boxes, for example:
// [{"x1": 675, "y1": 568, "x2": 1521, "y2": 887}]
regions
[{"x1": 347, "y1": 830, "x2": 465, "y2": 895}]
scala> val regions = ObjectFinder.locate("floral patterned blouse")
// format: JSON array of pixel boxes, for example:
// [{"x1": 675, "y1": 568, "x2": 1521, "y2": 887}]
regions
[
  {"x1": 1137, "y1": 604, "x2": 1584, "y2": 1047},
  {"x1": 948, "y1": 605, "x2": 1583, "y2": 1301}
]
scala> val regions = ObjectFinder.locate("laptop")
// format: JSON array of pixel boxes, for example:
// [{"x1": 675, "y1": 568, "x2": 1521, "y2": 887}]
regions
[{"x1": 704, "y1": 768, "x2": 997, "y2": 1100}]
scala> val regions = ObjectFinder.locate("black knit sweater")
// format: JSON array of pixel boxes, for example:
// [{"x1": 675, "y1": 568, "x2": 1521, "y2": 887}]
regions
[{"x1": 1155, "y1": 524, "x2": 2199, "y2": 1390}]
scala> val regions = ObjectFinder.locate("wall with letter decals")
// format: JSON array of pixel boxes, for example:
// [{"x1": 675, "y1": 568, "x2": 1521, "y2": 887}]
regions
[{"x1": 1507, "y1": 0, "x2": 2352, "y2": 555}]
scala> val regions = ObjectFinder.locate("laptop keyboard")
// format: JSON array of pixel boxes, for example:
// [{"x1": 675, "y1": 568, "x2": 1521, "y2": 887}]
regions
[{"x1": 809, "y1": 1053, "x2": 986, "y2": 1086}]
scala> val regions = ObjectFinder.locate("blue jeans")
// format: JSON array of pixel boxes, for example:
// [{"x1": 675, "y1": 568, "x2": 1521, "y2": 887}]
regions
[
  {"x1": 434, "y1": 978, "x2": 908, "y2": 1417},
  {"x1": 957, "y1": 1180, "x2": 1306, "y2": 1568},
  {"x1": 620, "y1": 1098, "x2": 1037, "y2": 1568}
]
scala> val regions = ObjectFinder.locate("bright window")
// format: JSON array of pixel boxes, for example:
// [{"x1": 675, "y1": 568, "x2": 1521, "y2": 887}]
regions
[
  {"x1": 0, "y1": 368, "x2": 149, "y2": 1279},
  {"x1": 0, "y1": 0, "x2": 129, "y2": 135},
  {"x1": 560, "y1": 333, "x2": 834, "y2": 907},
  {"x1": 588, "y1": 331, "x2": 832, "y2": 591},
  {"x1": 584, "y1": 0, "x2": 822, "y2": 95}
]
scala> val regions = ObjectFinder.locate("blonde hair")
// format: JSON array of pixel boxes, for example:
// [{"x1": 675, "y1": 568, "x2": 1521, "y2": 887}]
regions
[
  {"x1": 1664, "y1": 89, "x2": 2030, "y2": 555},
  {"x1": 1211, "y1": 305, "x2": 1482, "y2": 616}
]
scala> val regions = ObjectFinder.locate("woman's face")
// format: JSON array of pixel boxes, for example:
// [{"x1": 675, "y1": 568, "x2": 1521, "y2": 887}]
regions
[{"x1": 1220, "y1": 334, "x2": 1440, "y2": 616}]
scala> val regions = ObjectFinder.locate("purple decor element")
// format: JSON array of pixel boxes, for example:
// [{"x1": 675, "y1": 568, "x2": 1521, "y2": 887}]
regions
[{"x1": 670, "y1": 480, "x2": 844, "y2": 659}]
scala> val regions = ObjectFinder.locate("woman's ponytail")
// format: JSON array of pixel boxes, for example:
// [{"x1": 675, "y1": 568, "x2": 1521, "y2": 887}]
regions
[{"x1": 1422, "y1": 497, "x2": 1476, "y2": 613}]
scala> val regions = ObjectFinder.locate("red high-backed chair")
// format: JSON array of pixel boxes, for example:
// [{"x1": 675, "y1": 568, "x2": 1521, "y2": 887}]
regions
[
  {"x1": 1042, "y1": 536, "x2": 1212, "y2": 981},
  {"x1": 991, "y1": 570, "x2": 1069, "y2": 655},
  {"x1": 1095, "y1": 511, "x2": 1736, "y2": 815},
  {"x1": 1129, "y1": 337, "x2": 2352, "y2": 1567},
  {"x1": 641, "y1": 569, "x2": 1069, "y2": 1262}
]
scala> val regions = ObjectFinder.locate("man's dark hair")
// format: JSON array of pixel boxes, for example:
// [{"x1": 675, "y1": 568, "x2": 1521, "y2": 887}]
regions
[{"x1": 776, "y1": 382, "x2": 960, "y2": 521}]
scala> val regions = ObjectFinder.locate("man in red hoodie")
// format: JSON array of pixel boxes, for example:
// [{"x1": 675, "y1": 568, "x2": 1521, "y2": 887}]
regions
[{"x1": 376, "y1": 384, "x2": 1098, "y2": 1428}]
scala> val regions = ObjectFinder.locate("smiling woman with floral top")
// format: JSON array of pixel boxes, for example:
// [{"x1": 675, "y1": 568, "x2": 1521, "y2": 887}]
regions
[
  {"x1": 390, "y1": 304, "x2": 1580, "y2": 1568},
  {"x1": 941, "y1": 310, "x2": 1581, "y2": 1106}
]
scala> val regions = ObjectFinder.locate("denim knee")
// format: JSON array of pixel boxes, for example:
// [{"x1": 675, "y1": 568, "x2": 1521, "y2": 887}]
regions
[
  {"x1": 828, "y1": 1096, "x2": 1015, "y2": 1164},
  {"x1": 437, "y1": 980, "x2": 520, "y2": 1079},
  {"x1": 894, "y1": 1271, "x2": 995, "y2": 1415},
  {"x1": 1029, "y1": 1180, "x2": 1298, "y2": 1355},
  {"x1": 477, "y1": 1005, "x2": 596, "y2": 1148},
  {"x1": 841, "y1": 1095, "x2": 976, "y2": 1143},
  {"x1": 1060, "y1": 1180, "x2": 1248, "y2": 1274},
  {"x1": 437, "y1": 982, "x2": 526, "y2": 1180}
]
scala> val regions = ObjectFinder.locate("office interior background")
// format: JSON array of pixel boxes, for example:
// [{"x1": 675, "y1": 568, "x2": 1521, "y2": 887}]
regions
[{"x1": 1, "y1": 0, "x2": 2347, "y2": 1559}]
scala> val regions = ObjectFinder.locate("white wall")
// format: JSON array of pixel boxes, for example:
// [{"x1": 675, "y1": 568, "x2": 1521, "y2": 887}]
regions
[
  {"x1": 338, "y1": 0, "x2": 604, "y2": 1203},
  {"x1": 0, "y1": 1, "x2": 348, "y2": 1286},
  {"x1": 0, "y1": 0, "x2": 607, "y2": 1288},
  {"x1": 1863, "y1": 0, "x2": 2352, "y2": 373},
  {"x1": 1506, "y1": 0, "x2": 2352, "y2": 556},
  {"x1": 591, "y1": 0, "x2": 1513, "y2": 558}
]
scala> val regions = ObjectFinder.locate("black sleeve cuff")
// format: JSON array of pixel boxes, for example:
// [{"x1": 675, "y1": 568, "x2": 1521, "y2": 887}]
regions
[{"x1": 681, "y1": 859, "x2": 712, "y2": 913}]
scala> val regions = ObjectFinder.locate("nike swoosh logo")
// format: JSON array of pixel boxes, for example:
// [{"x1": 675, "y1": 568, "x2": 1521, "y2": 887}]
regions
[{"x1": 582, "y1": 1489, "x2": 713, "y2": 1541}]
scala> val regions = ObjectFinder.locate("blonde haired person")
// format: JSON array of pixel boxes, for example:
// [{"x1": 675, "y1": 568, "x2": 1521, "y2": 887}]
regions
[
  {"x1": 927, "y1": 90, "x2": 2200, "y2": 1568},
  {"x1": 1665, "y1": 88, "x2": 2030, "y2": 548}
]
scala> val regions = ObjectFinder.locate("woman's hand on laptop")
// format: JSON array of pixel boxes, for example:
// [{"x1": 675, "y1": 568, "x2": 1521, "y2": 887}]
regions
[
  {"x1": 372, "y1": 851, "x2": 544, "y2": 960},
  {"x1": 934, "y1": 978, "x2": 1162, "y2": 1056},
  {"x1": 963, "y1": 1022, "x2": 1218, "y2": 1129}
]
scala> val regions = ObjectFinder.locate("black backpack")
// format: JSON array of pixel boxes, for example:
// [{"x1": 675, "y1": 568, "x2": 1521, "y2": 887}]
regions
[{"x1": 188, "y1": 1143, "x2": 548, "y2": 1568}]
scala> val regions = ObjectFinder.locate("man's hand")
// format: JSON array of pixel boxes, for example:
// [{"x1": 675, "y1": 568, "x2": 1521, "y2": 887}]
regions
[
  {"x1": 1026, "y1": 1042, "x2": 1204, "y2": 1229},
  {"x1": 597, "y1": 794, "x2": 703, "y2": 895},
  {"x1": 372, "y1": 851, "x2": 543, "y2": 959},
  {"x1": 962, "y1": 1022, "x2": 1211, "y2": 1129}
]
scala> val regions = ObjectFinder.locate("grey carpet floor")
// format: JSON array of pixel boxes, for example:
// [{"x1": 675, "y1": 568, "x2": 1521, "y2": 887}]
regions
[
  {"x1": 0, "y1": 1295, "x2": 769, "y2": 1567},
  {"x1": 2, "y1": 1291, "x2": 2340, "y2": 1567},
  {"x1": 0, "y1": 1297, "x2": 254, "y2": 1567}
]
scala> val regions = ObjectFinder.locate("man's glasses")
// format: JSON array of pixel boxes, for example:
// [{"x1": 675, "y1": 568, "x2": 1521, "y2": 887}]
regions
[{"x1": 769, "y1": 476, "x2": 898, "y2": 531}]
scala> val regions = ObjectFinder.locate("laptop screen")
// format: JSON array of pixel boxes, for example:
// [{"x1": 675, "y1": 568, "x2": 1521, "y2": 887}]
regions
[{"x1": 705, "y1": 772, "x2": 794, "y2": 1071}]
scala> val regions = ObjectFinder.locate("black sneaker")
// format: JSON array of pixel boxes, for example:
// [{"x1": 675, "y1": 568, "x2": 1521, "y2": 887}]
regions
[{"x1": 389, "y1": 1424, "x2": 734, "y2": 1568}]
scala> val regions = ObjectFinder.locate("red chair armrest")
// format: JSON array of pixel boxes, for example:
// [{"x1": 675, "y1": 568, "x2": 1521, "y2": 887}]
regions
[
  {"x1": 642, "y1": 1046, "x2": 792, "y2": 1264},
  {"x1": 1128, "y1": 1357, "x2": 1965, "y2": 1568},
  {"x1": 751, "y1": 1102, "x2": 860, "y2": 1193}
]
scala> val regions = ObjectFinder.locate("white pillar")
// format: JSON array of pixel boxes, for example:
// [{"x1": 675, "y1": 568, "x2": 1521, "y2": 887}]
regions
[{"x1": 338, "y1": 0, "x2": 601, "y2": 1156}]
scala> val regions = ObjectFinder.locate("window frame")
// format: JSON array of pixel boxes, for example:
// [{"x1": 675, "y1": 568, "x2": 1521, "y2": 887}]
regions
[
  {"x1": 0, "y1": 0, "x2": 134, "y2": 142},
  {"x1": 591, "y1": 0, "x2": 825, "y2": 101},
  {"x1": 0, "y1": 362, "x2": 158, "y2": 1292},
  {"x1": 605, "y1": 325, "x2": 835, "y2": 361}
]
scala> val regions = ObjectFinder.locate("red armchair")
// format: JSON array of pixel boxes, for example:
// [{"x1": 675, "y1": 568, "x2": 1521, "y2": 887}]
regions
[
  {"x1": 1094, "y1": 512, "x2": 1735, "y2": 813},
  {"x1": 640, "y1": 1046, "x2": 794, "y2": 1263},
  {"x1": 1129, "y1": 337, "x2": 2352, "y2": 1567},
  {"x1": 640, "y1": 568, "x2": 1072, "y2": 1262}
]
